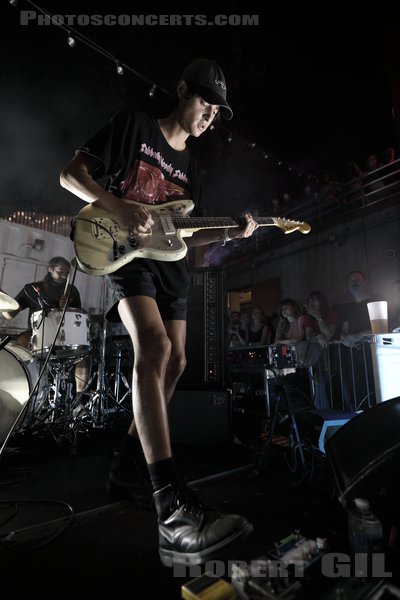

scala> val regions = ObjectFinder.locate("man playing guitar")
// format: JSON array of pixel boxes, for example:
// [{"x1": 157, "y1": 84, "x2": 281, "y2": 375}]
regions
[{"x1": 60, "y1": 58, "x2": 257, "y2": 567}]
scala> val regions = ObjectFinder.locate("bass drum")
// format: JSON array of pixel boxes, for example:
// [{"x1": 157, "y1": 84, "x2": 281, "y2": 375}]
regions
[{"x1": 0, "y1": 343, "x2": 47, "y2": 444}]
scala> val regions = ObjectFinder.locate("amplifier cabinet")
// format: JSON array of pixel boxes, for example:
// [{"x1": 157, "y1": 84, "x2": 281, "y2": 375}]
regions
[{"x1": 169, "y1": 388, "x2": 232, "y2": 446}]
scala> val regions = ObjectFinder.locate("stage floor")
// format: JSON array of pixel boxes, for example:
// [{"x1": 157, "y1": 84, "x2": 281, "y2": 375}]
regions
[{"x1": 0, "y1": 423, "x2": 398, "y2": 599}]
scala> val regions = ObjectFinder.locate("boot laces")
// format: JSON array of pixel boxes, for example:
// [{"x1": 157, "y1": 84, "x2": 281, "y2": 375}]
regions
[{"x1": 171, "y1": 485, "x2": 206, "y2": 518}]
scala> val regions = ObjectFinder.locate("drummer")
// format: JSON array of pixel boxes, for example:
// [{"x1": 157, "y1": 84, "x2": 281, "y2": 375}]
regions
[{"x1": 0, "y1": 256, "x2": 90, "y2": 402}]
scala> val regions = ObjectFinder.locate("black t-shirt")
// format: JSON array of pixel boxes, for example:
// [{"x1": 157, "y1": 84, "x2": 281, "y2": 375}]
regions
[
  {"x1": 342, "y1": 295, "x2": 383, "y2": 334},
  {"x1": 15, "y1": 280, "x2": 81, "y2": 327},
  {"x1": 77, "y1": 110, "x2": 203, "y2": 298}
]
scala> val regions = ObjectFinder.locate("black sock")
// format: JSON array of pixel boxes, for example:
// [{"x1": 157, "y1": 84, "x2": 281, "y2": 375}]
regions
[{"x1": 147, "y1": 457, "x2": 182, "y2": 491}]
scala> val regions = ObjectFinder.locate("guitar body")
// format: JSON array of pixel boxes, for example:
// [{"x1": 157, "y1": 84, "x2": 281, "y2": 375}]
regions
[
  {"x1": 73, "y1": 199, "x2": 195, "y2": 275},
  {"x1": 73, "y1": 198, "x2": 310, "y2": 276}
]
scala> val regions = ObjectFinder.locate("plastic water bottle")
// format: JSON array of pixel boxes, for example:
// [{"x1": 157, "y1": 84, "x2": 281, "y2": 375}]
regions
[{"x1": 347, "y1": 498, "x2": 383, "y2": 555}]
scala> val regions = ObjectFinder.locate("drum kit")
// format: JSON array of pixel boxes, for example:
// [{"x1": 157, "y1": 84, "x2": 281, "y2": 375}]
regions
[{"x1": 0, "y1": 291, "x2": 132, "y2": 453}]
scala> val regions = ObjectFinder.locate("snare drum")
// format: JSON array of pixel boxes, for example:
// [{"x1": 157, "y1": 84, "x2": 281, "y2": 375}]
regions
[
  {"x1": 0, "y1": 343, "x2": 46, "y2": 443},
  {"x1": 30, "y1": 308, "x2": 91, "y2": 359}
]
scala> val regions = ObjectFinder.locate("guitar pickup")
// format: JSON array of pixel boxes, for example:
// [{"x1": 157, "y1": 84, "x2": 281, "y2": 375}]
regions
[{"x1": 159, "y1": 215, "x2": 175, "y2": 235}]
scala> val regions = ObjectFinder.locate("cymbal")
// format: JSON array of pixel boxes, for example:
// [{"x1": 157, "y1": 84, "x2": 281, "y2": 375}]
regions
[{"x1": 0, "y1": 291, "x2": 19, "y2": 311}]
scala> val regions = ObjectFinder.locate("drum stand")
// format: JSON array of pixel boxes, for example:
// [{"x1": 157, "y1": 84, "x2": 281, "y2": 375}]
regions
[
  {"x1": 110, "y1": 342, "x2": 132, "y2": 406},
  {"x1": 30, "y1": 356, "x2": 91, "y2": 451},
  {"x1": 87, "y1": 319, "x2": 131, "y2": 428}
]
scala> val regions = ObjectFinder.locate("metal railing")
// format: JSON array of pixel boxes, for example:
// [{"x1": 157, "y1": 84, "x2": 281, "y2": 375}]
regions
[
  {"x1": 308, "y1": 339, "x2": 375, "y2": 412},
  {"x1": 227, "y1": 338, "x2": 378, "y2": 419},
  {"x1": 213, "y1": 158, "x2": 400, "y2": 265}
]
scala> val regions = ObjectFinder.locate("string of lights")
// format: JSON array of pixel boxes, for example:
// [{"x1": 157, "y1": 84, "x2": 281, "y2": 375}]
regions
[{"x1": 9, "y1": 0, "x2": 319, "y2": 182}]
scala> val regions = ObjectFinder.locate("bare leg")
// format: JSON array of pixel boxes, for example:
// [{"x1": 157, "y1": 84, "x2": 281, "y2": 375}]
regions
[
  {"x1": 127, "y1": 319, "x2": 187, "y2": 439},
  {"x1": 118, "y1": 296, "x2": 185, "y2": 464}
]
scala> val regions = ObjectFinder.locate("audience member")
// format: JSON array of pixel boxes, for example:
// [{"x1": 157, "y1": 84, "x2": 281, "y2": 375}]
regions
[
  {"x1": 304, "y1": 290, "x2": 338, "y2": 409},
  {"x1": 248, "y1": 307, "x2": 273, "y2": 346},
  {"x1": 340, "y1": 271, "x2": 382, "y2": 344},
  {"x1": 340, "y1": 271, "x2": 382, "y2": 409},
  {"x1": 238, "y1": 312, "x2": 250, "y2": 345},
  {"x1": 304, "y1": 290, "x2": 338, "y2": 347},
  {"x1": 364, "y1": 154, "x2": 384, "y2": 195},
  {"x1": 383, "y1": 147, "x2": 396, "y2": 164},
  {"x1": 228, "y1": 310, "x2": 247, "y2": 347},
  {"x1": 275, "y1": 299, "x2": 305, "y2": 344}
]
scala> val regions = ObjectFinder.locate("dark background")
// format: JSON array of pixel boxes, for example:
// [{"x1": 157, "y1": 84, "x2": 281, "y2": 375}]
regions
[{"x1": 1, "y1": 2, "x2": 398, "y2": 218}]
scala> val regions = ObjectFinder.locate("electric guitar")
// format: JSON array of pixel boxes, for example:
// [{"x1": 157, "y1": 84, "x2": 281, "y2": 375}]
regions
[{"x1": 72, "y1": 199, "x2": 311, "y2": 276}]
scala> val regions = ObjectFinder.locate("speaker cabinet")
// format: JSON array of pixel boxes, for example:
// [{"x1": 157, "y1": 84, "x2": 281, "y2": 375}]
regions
[
  {"x1": 169, "y1": 389, "x2": 232, "y2": 446},
  {"x1": 178, "y1": 268, "x2": 226, "y2": 389},
  {"x1": 325, "y1": 397, "x2": 400, "y2": 510}
]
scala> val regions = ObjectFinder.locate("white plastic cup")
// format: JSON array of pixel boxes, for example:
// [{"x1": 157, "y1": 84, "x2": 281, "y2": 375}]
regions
[{"x1": 367, "y1": 301, "x2": 388, "y2": 334}]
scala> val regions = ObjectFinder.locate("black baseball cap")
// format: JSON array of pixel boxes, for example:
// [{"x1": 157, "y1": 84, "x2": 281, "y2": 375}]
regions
[{"x1": 181, "y1": 58, "x2": 233, "y2": 121}]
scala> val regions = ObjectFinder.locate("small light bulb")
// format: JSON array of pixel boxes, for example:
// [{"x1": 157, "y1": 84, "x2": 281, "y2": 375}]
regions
[
  {"x1": 67, "y1": 34, "x2": 75, "y2": 48},
  {"x1": 116, "y1": 62, "x2": 124, "y2": 76},
  {"x1": 148, "y1": 84, "x2": 156, "y2": 97}
]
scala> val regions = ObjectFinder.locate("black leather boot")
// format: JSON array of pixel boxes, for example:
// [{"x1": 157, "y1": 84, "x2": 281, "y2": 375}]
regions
[
  {"x1": 153, "y1": 484, "x2": 253, "y2": 566},
  {"x1": 106, "y1": 449, "x2": 154, "y2": 509}
]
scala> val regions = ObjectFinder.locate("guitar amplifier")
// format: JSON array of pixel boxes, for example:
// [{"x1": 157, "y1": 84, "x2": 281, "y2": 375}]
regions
[
  {"x1": 177, "y1": 268, "x2": 226, "y2": 389},
  {"x1": 169, "y1": 389, "x2": 232, "y2": 446}
]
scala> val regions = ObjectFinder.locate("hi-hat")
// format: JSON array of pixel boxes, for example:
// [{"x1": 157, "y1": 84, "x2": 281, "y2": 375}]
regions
[{"x1": 0, "y1": 291, "x2": 19, "y2": 311}]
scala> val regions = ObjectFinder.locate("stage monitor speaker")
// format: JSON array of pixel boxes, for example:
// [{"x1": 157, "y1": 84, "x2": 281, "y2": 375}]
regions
[
  {"x1": 325, "y1": 396, "x2": 400, "y2": 511},
  {"x1": 177, "y1": 268, "x2": 226, "y2": 389},
  {"x1": 169, "y1": 389, "x2": 232, "y2": 446},
  {"x1": 296, "y1": 409, "x2": 358, "y2": 454}
]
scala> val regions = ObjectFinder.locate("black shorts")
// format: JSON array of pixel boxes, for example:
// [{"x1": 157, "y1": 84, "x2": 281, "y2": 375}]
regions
[{"x1": 105, "y1": 260, "x2": 188, "y2": 322}]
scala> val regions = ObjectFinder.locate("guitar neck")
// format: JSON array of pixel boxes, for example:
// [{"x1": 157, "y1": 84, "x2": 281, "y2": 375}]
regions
[{"x1": 171, "y1": 216, "x2": 276, "y2": 232}]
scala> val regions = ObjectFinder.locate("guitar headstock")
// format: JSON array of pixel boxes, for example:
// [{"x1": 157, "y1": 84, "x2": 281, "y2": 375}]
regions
[{"x1": 272, "y1": 217, "x2": 311, "y2": 235}]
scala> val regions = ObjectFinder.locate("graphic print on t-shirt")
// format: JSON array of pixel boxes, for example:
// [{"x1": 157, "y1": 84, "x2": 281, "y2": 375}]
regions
[{"x1": 119, "y1": 142, "x2": 191, "y2": 204}]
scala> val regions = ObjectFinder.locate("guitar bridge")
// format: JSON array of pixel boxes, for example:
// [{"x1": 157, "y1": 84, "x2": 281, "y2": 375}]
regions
[{"x1": 92, "y1": 217, "x2": 119, "y2": 240}]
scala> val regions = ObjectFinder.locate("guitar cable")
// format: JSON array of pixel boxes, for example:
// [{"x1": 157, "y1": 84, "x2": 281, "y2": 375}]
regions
[{"x1": 71, "y1": 216, "x2": 119, "y2": 261}]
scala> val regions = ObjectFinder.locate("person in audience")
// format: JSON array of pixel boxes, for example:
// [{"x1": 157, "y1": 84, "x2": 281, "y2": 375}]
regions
[
  {"x1": 304, "y1": 290, "x2": 338, "y2": 409},
  {"x1": 383, "y1": 147, "x2": 396, "y2": 165},
  {"x1": 304, "y1": 290, "x2": 338, "y2": 346},
  {"x1": 238, "y1": 311, "x2": 250, "y2": 345},
  {"x1": 340, "y1": 271, "x2": 382, "y2": 345},
  {"x1": 248, "y1": 307, "x2": 274, "y2": 346},
  {"x1": 343, "y1": 161, "x2": 364, "y2": 208},
  {"x1": 228, "y1": 310, "x2": 247, "y2": 347},
  {"x1": 364, "y1": 154, "x2": 384, "y2": 195},
  {"x1": 275, "y1": 299, "x2": 305, "y2": 344},
  {"x1": 340, "y1": 271, "x2": 382, "y2": 409}
]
